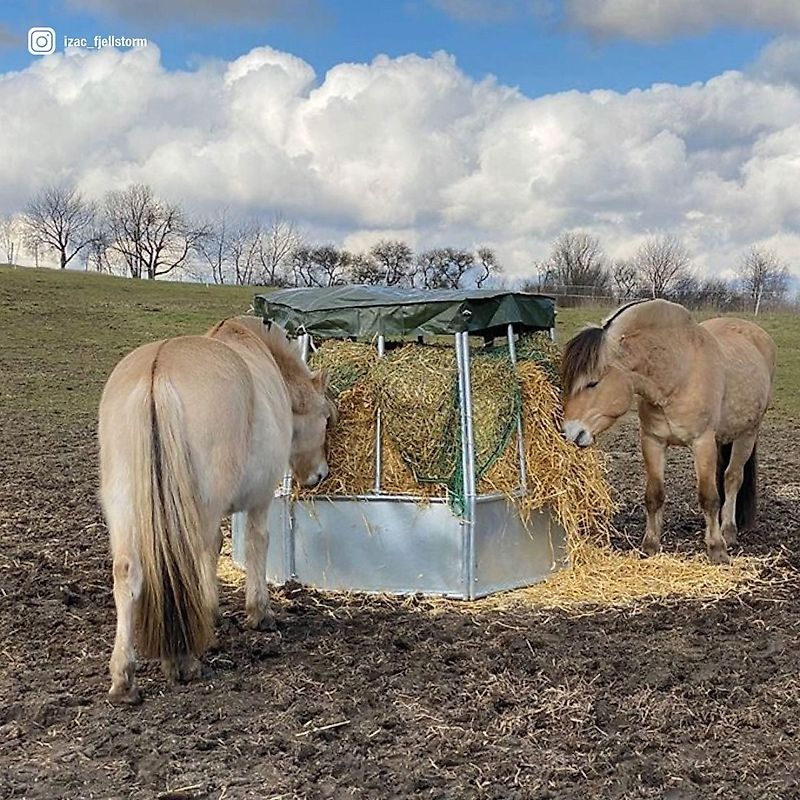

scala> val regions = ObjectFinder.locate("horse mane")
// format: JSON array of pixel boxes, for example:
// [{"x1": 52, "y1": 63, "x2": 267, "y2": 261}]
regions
[
  {"x1": 561, "y1": 299, "x2": 690, "y2": 394},
  {"x1": 561, "y1": 325, "x2": 606, "y2": 395},
  {"x1": 209, "y1": 316, "x2": 309, "y2": 387},
  {"x1": 207, "y1": 317, "x2": 336, "y2": 420},
  {"x1": 605, "y1": 298, "x2": 693, "y2": 333}
]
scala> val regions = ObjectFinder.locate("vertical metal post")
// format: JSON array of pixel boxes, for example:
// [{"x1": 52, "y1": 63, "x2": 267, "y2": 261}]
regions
[
  {"x1": 456, "y1": 332, "x2": 477, "y2": 599},
  {"x1": 373, "y1": 334, "x2": 385, "y2": 493},
  {"x1": 299, "y1": 332, "x2": 311, "y2": 361},
  {"x1": 280, "y1": 332, "x2": 310, "y2": 581},
  {"x1": 506, "y1": 324, "x2": 528, "y2": 493}
]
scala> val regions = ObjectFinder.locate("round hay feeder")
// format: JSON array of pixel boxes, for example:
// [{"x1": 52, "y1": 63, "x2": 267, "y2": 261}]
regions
[{"x1": 231, "y1": 286, "x2": 571, "y2": 600}]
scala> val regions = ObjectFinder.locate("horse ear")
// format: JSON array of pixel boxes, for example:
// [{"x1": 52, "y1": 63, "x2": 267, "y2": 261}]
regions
[{"x1": 312, "y1": 369, "x2": 329, "y2": 392}]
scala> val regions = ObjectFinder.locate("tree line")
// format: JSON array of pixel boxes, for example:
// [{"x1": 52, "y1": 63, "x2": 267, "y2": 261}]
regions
[
  {"x1": 1, "y1": 182, "x2": 794, "y2": 314},
  {"x1": 2, "y1": 183, "x2": 500, "y2": 290},
  {"x1": 526, "y1": 231, "x2": 792, "y2": 314}
]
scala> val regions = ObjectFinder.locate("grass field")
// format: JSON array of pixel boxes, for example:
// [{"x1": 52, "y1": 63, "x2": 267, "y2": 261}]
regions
[{"x1": 2, "y1": 264, "x2": 798, "y2": 423}]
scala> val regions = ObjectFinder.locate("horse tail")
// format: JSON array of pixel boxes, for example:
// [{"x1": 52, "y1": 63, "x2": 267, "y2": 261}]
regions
[
  {"x1": 737, "y1": 443, "x2": 758, "y2": 532},
  {"x1": 716, "y1": 441, "x2": 758, "y2": 532},
  {"x1": 134, "y1": 353, "x2": 215, "y2": 661}
]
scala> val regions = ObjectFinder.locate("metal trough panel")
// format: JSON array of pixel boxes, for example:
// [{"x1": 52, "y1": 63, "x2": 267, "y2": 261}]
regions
[
  {"x1": 231, "y1": 494, "x2": 567, "y2": 600},
  {"x1": 472, "y1": 498, "x2": 568, "y2": 598}
]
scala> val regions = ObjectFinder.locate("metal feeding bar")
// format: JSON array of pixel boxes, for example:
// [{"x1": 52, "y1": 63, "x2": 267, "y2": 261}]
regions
[
  {"x1": 279, "y1": 331, "x2": 311, "y2": 580},
  {"x1": 373, "y1": 334, "x2": 385, "y2": 493},
  {"x1": 455, "y1": 331, "x2": 478, "y2": 598},
  {"x1": 506, "y1": 324, "x2": 528, "y2": 493}
]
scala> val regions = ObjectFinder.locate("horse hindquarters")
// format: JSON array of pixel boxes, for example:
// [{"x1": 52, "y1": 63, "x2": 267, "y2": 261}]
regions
[{"x1": 101, "y1": 364, "x2": 216, "y2": 702}]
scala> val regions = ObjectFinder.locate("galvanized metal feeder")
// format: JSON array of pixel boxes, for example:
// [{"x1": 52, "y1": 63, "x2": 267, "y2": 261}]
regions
[{"x1": 231, "y1": 287, "x2": 568, "y2": 599}]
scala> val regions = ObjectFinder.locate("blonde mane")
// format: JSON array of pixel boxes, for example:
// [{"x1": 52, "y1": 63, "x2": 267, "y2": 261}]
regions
[{"x1": 561, "y1": 300, "x2": 695, "y2": 393}]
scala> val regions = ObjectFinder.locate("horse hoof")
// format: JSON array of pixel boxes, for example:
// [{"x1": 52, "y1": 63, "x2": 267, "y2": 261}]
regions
[
  {"x1": 108, "y1": 685, "x2": 142, "y2": 706},
  {"x1": 177, "y1": 658, "x2": 205, "y2": 683},
  {"x1": 708, "y1": 547, "x2": 730, "y2": 566},
  {"x1": 247, "y1": 612, "x2": 277, "y2": 632},
  {"x1": 640, "y1": 539, "x2": 660, "y2": 557},
  {"x1": 722, "y1": 525, "x2": 738, "y2": 548}
]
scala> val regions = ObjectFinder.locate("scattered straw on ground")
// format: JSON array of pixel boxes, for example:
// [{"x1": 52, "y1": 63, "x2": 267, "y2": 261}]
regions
[
  {"x1": 217, "y1": 537, "x2": 244, "y2": 588},
  {"x1": 487, "y1": 541, "x2": 774, "y2": 612}
]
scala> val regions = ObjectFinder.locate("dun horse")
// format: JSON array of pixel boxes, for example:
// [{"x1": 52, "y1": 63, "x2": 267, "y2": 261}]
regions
[
  {"x1": 98, "y1": 317, "x2": 334, "y2": 704},
  {"x1": 561, "y1": 299, "x2": 775, "y2": 564}
]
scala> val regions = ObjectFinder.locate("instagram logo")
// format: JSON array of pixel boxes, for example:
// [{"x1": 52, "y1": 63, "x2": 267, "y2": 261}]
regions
[{"x1": 28, "y1": 27, "x2": 56, "y2": 55}]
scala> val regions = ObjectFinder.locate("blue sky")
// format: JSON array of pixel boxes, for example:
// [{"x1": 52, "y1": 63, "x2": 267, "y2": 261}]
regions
[{"x1": 0, "y1": 1, "x2": 774, "y2": 96}]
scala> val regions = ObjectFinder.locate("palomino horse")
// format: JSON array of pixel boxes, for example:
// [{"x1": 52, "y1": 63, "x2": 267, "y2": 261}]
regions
[
  {"x1": 561, "y1": 299, "x2": 775, "y2": 564},
  {"x1": 98, "y1": 317, "x2": 334, "y2": 704}
]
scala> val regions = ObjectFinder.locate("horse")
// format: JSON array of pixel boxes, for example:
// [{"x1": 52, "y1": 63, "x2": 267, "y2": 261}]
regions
[
  {"x1": 560, "y1": 299, "x2": 775, "y2": 565},
  {"x1": 98, "y1": 316, "x2": 335, "y2": 705}
]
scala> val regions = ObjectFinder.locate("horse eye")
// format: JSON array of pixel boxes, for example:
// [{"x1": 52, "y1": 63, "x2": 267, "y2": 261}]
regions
[{"x1": 586, "y1": 381, "x2": 599, "y2": 389}]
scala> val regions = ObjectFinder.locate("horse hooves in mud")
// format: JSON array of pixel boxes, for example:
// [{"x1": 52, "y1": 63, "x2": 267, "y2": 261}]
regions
[
  {"x1": 107, "y1": 685, "x2": 142, "y2": 707},
  {"x1": 161, "y1": 655, "x2": 209, "y2": 684},
  {"x1": 246, "y1": 609, "x2": 278, "y2": 632}
]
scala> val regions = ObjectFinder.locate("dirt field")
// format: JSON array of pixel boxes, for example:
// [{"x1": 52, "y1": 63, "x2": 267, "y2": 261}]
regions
[{"x1": 1, "y1": 268, "x2": 800, "y2": 799}]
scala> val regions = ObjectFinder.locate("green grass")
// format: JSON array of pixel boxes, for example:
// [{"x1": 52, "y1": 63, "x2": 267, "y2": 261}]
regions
[
  {"x1": 1, "y1": 266, "x2": 798, "y2": 426},
  {"x1": 0, "y1": 266, "x2": 256, "y2": 422}
]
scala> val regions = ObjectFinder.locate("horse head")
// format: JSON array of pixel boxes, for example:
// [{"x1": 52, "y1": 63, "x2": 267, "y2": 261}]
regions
[
  {"x1": 229, "y1": 317, "x2": 336, "y2": 487},
  {"x1": 289, "y1": 367, "x2": 336, "y2": 488}
]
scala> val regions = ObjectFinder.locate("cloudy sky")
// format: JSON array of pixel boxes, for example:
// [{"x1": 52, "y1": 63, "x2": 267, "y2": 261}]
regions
[{"x1": 2, "y1": 0, "x2": 800, "y2": 279}]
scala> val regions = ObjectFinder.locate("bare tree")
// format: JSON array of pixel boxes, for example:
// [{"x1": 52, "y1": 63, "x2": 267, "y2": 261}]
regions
[
  {"x1": 633, "y1": 234, "x2": 692, "y2": 299},
  {"x1": 612, "y1": 259, "x2": 640, "y2": 300},
  {"x1": 475, "y1": 247, "x2": 502, "y2": 288},
  {"x1": 0, "y1": 214, "x2": 21, "y2": 265},
  {"x1": 23, "y1": 184, "x2": 96, "y2": 269},
  {"x1": 696, "y1": 277, "x2": 739, "y2": 312},
  {"x1": 368, "y1": 240, "x2": 414, "y2": 286},
  {"x1": 289, "y1": 245, "x2": 349, "y2": 287},
  {"x1": 196, "y1": 207, "x2": 232, "y2": 284},
  {"x1": 228, "y1": 219, "x2": 261, "y2": 286},
  {"x1": 736, "y1": 246, "x2": 790, "y2": 314},
  {"x1": 103, "y1": 184, "x2": 206, "y2": 279},
  {"x1": 85, "y1": 225, "x2": 112, "y2": 273},
  {"x1": 347, "y1": 252, "x2": 384, "y2": 285},
  {"x1": 416, "y1": 248, "x2": 475, "y2": 289},
  {"x1": 257, "y1": 214, "x2": 302, "y2": 286}
]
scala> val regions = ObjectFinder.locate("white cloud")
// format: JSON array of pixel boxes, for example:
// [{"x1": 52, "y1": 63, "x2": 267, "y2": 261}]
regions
[
  {"x1": 2, "y1": 42, "x2": 800, "y2": 278},
  {"x1": 565, "y1": 0, "x2": 800, "y2": 42},
  {"x1": 752, "y1": 36, "x2": 800, "y2": 86}
]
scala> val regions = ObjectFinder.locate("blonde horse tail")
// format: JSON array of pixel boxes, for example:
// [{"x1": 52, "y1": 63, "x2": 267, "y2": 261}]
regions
[
  {"x1": 716, "y1": 441, "x2": 759, "y2": 533},
  {"x1": 133, "y1": 353, "x2": 215, "y2": 662}
]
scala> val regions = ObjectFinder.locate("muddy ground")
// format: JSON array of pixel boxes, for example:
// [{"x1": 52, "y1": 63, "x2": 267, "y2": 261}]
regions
[{"x1": 1, "y1": 409, "x2": 799, "y2": 800}]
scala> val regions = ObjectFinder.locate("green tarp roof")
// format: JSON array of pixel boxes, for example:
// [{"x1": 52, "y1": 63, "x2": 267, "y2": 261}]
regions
[{"x1": 253, "y1": 286, "x2": 555, "y2": 339}]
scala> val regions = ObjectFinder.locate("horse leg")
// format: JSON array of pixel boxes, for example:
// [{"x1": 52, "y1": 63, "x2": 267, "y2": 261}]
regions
[
  {"x1": 720, "y1": 431, "x2": 758, "y2": 548},
  {"x1": 244, "y1": 506, "x2": 276, "y2": 631},
  {"x1": 640, "y1": 433, "x2": 666, "y2": 556},
  {"x1": 108, "y1": 546, "x2": 143, "y2": 705},
  {"x1": 692, "y1": 432, "x2": 728, "y2": 565}
]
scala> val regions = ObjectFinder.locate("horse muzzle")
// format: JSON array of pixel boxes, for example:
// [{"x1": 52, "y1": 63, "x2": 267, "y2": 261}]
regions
[
  {"x1": 299, "y1": 463, "x2": 330, "y2": 488},
  {"x1": 562, "y1": 420, "x2": 593, "y2": 448}
]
